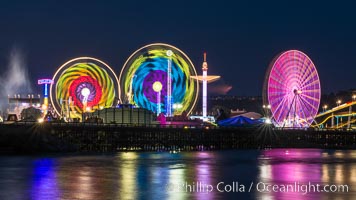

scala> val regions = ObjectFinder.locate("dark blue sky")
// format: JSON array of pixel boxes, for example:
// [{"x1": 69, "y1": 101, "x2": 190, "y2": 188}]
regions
[{"x1": 0, "y1": 0, "x2": 355, "y2": 96}]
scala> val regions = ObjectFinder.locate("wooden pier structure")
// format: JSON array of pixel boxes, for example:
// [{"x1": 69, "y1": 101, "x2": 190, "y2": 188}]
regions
[{"x1": 0, "y1": 122, "x2": 356, "y2": 153}]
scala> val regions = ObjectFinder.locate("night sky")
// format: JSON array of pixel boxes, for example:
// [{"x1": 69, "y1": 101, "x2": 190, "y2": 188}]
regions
[{"x1": 0, "y1": 0, "x2": 355, "y2": 96}]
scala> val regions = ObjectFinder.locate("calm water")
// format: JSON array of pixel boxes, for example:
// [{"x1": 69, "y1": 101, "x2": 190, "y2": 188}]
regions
[{"x1": 0, "y1": 149, "x2": 355, "y2": 200}]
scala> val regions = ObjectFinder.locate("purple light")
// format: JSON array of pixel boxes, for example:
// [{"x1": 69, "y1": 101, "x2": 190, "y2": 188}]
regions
[
  {"x1": 142, "y1": 70, "x2": 169, "y2": 103},
  {"x1": 267, "y1": 50, "x2": 320, "y2": 128},
  {"x1": 75, "y1": 83, "x2": 96, "y2": 103},
  {"x1": 259, "y1": 149, "x2": 322, "y2": 199},
  {"x1": 38, "y1": 79, "x2": 53, "y2": 85}
]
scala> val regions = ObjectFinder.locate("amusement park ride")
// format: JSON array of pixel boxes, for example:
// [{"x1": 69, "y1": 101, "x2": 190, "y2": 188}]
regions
[
  {"x1": 262, "y1": 50, "x2": 355, "y2": 129},
  {"x1": 263, "y1": 50, "x2": 321, "y2": 128},
  {"x1": 50, "y1": 57, "x2": 119, "y2": 121},
  {"x1": 191, "y1": 52, "x2": 220, "y2": 121},
  {"x1": 2, "y1": 43, "x2": 354, "y2": 129},
  {"x1": 38, "y1": 79, "x2": 53, "y2": 115},
  {"x1": 119, "y1": 43, "x2": 199, "y2": 117},
  {"x1": 313, "y1": 101, "x2": 356, "y2": 129}
]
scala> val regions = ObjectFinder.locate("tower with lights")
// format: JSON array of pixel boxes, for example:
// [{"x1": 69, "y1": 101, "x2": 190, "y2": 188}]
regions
[
  {"x1": 191, "y1": 53, "x2": 220, "y2": 120},
  {"x1": 38, "y1": 79, "x2": 54, "y2": 115},
  {"x1": 166, "y1": 50, "x2": 173, "y2": 117}
]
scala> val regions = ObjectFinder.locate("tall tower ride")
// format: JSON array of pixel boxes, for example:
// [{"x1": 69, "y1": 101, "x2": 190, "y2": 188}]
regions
[{"x1": 191, "y1": 53, "x2": 220, "y2": 120}]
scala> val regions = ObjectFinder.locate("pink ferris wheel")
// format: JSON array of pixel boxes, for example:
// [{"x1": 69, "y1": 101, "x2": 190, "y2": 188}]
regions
[{"x1": 264, "y1": 50, "x2": 321, "y2": 128}]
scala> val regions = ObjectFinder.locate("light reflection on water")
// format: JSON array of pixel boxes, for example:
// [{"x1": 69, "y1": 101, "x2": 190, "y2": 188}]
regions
[
  {"x1": 0, "y1": 149, "x2": 355, "y2": 200},
  {"x1": 32, "y1": 159, "x2": 60, "y2": 200}
]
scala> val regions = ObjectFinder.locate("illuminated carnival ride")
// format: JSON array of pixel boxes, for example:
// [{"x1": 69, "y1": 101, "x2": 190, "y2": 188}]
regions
[
  {"x1": 263, "y1": 50, "x2": 321, "y2": 128},
  {"x1": 119, "y1": 43, "x2": 199, "y2": 117},
  {"x1": 50, "y1": 57, "x2": 119, "y2": 120},
  {"x1": 191, "y1": 53, "x2": 220, "y2": 121}
]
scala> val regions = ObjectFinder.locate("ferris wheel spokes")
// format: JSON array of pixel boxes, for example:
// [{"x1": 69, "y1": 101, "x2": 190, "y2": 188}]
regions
[{"x1": 265, "y1": 50, "x2": 321, "y2": 129}]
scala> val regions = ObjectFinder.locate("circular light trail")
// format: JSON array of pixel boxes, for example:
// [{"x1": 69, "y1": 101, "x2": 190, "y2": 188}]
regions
[
  {"x1": 119, "y1": 43, "x2": 199, "y2": 115},
  {"x1": 50, "y1": 57, "x2": 119, "y2": 119},
  {"x1": 264, "y1": 50, "x2": 321, "y2": 128}
]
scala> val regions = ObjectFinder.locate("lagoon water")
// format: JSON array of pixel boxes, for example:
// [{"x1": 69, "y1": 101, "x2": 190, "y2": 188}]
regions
[{"x1": 0, "y1": 149, "x2": 355, "y2": 200}]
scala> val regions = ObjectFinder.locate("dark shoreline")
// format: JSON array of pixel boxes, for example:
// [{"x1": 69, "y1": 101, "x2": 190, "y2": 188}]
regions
[{"x1": 0, "y1": 123, "x2": 355, "y2": 154}]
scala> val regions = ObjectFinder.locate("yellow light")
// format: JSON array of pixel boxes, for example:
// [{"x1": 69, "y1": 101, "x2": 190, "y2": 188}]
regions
[
  {"x1": 190, "y1": 75, "x2": 221, "y2": 83},
  {"x1": 41, "y1": 104, "x2": 47, "y2": 110},
  {"x1": 38, "y1": 118, "x2": 44, "y2": 123},
  {"x1": 50, "y1": 57, "x2": 120, "y2": 117},
  {"x1": 152, "y1": 81, "x2": 163, "y2": 92},
  {"x1": 44, "y1": 97, "x2": 48, "y2": 105}
]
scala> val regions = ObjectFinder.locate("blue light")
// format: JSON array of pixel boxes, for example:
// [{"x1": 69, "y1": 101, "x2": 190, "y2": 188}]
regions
[{"x1": 44, "y1": 84, "x2": 48, "y2": 97}]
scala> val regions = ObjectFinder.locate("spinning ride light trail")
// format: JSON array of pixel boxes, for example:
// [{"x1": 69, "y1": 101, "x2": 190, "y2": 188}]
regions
[
  {"x1": 119, "y1": 43, "x2": 199, "y2": 116},
  {"x1": 127, "y1": 75, "x2": 137, "y2": 104},
  {"x1": 81, "y1": 87, "x2": 90, "y2": 112},
  {"x1": 152, "y1": 81, "x2": 163, "y2": 115},
  {"x1": 50, "y1": 57, "x2": 119, "y2": 120},
  {"x1": 263, "y1": 50, "x2": 321, "y2": 128}
]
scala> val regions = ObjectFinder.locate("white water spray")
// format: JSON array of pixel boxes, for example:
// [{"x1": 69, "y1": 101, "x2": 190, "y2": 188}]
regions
[{"x1": 0, "y1": 47, "x2": 33, "y2": 116}]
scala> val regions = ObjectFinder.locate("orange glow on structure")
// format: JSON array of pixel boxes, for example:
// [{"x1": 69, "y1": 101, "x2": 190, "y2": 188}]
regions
[{"x1": 190, "y1": 75, "x2": 221, "y2": 83}]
